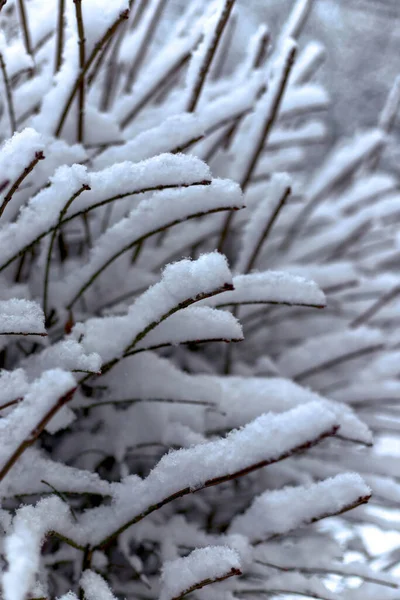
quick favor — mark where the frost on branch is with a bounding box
[160,547,241,600]
[0,0,398,598]
[0,299,46,336]
[229,473,371,542]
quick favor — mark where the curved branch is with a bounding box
[0,151,45,218]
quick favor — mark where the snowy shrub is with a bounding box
[0,0,399,599]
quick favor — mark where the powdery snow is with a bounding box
[74,253,233,363]
[160,547,241,600]
[229,473,371,542]
[80,571,117,600]
[0,370,76,476]
[201,271,326,308]
[0,299,46,335]
[57,180,242,308]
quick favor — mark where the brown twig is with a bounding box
[120,50,191,128]
[0,51,16,135]
[43,184,90,325]
[171,568,242,600]
[124,0,167,92]
[0,151,45,218]
[94,424,339,549]
[351,284,400,329]
[218,44,296,253]
[97,282,234,378]
[256,559,397,589]
[294,344,384,383]
[66,204,240,309]
[55,9,129,137]
[0,387,76,482]
[0,397,23,411]
[74,0,86,143]
[187,0,235,113]
[17,0,34,63]
[55,0,65,73]
[0,181,212,274]
[243,185,291,273]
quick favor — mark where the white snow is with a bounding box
[0,129,45,190]
[160,547,241,600]
[0,370,76,476]
[229,473,371,541]
[74,253,233,363]
[80,571,117,600]
[0,299,46,335]
[277,327,384,380]
[57,179,242,308]
[93,114,205,168]
[72,153,212,217]
[0,164,90,270]
[21,340,101,378]
[236,173,291,273]
[134,306,243,350]
[3,497,72,600]
[201,271,326,308]
[205,375,372,445]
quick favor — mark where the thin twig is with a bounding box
[171,568,242,600]
[124,0,167,92]
[55,0,65,73]
[94,424,339,549]
[0,151,45,218]
[0,51,16,135]
[187,0,235,112]
[0,387,76,482]
[97,282,234,378]
[74,0,86,143]
[243,185,291,273]
[66,204,240,309]
[218,44,296,253]
[294,344,384,382]
[120,50,191,128]
[55,9,129,137]
[17,0,34,63]
[255,560,398,588]
[43,184,90,325]
[81,397,216,411]
[0,181,211,274]
[351,284,400,328]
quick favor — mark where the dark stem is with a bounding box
[351,285,400,328]
[218,44,296,253]
[54,9,129,137]
[243,185,290,273]
[171,568,242,600]
[124,0,167,92]
[0,387,76,482]
[74,0,86,143]
[0,151,45,218]
[98,282,234,377]
[17,0,34,62]
[120,50,191,128]
[55,0,65,73]
[0,180,211,274]
[186,0,235,112]
[294,344,384,383]
[94,424,338,549]
[0,52,16,135]
[66,204,238,309]
[43,184,90,325]
[255,560,397,589]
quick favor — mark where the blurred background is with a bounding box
[166,0,400,174]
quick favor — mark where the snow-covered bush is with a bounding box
[0,0,399,599]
